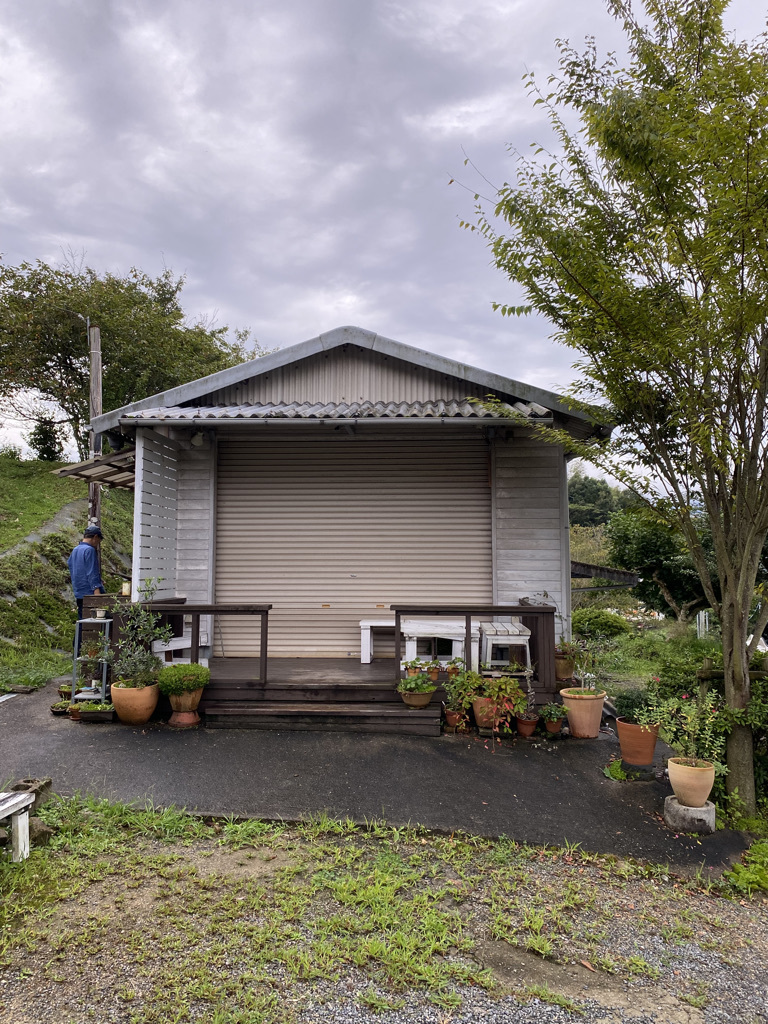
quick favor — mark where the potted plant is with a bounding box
[515,676,540,737]
[612,688,661,766]
[403,658,426,678]
[560,675,607,738]
[445,657,464,680]
[554,638,580,682]
[425,658,442,683]
[470,673,526,731]
[157,663,211,728]
[78,701,115,723]
[397,672,437,708]
[50,700,71,716]
[658,690,726,807]
[107,581,173,726]
[540,701,565,734]
[442,669,474,728]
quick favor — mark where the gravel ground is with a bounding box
[1,811,767,1024]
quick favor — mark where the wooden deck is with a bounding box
[200,658,443,735]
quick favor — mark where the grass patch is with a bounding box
[1,798,764,1022]
[0,454,86,551]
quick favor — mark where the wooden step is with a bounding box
[202,700,441,735]
[200,680,416,705]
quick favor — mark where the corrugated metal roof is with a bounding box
[122,399,552,422]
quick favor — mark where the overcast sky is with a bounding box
[1,0,765,452]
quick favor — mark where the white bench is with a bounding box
[478,619,532,669]
[0,791,36,862]
[360,616,481,669]
[359,618,396,663]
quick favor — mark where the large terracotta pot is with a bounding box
[473,697,504,729]
[560,688,606,738]
[111,682,159,725]
[554,654,575,681]
[168,687,205,729]
[616,718,660,766]
[667,757,715,807]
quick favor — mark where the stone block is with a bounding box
[11,778,53,812]
[29,817,54,847]
[663,795,715,834]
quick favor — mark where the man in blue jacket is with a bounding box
[68,526,105,624]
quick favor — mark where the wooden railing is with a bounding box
[390,604,556,694]
[147,604,272,683]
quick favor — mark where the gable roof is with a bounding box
[91,325,606,437]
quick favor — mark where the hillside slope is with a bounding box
[0,454,133,689]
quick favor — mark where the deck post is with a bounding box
[191,614,200,664]
[260,610,269,683]
[394,611,402,682]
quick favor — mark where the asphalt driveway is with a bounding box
[0,679,750,874]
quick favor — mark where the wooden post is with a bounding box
[88,323,102,527]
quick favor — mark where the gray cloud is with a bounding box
[0,0,765,455]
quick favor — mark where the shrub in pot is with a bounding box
[515,675,540,737]
[470,673,526,731]
[157,663,211,728]
[656,690,726,807]
[397,672,437,708]
[107,581,172,726]
[443,669,474,728]
[540,701,565,734]
[612,688,661,766]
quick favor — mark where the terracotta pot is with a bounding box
[406,668,421,677]
[616,718,660,766]
[544,718,564,734]
[560,688,606,738]
[444,708,466,728]
[111,682,159,725]
[554,654,575,681]
[472,697,507,729]
[667,757,715,807]
[516,714,539,737]
[168,687,204,728]
[427,668,440,683]
[401,690,434,708]
[68,706,81,721]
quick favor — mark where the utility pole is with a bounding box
[88,323,102,526]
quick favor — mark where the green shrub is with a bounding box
[612,688,650,722]
[572,607,631,639]
[157,663,211,695]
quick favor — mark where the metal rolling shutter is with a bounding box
[214,429,492,657]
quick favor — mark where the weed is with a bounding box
[520,983,584,1014]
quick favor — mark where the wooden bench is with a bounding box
[478,619,532,669]
[0,790,36,862]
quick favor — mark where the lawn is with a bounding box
[1,797,766,1023]
[0,455,86,552]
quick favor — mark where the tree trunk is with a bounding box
[720,595,756,816]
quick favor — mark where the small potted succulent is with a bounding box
[157,663,211,728]
[539,702,565,734]
[397,672,437,708]
[50,699,71,716]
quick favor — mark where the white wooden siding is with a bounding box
[131,429,179,600]
[175,444,215,602]
[205,346,495,407]
[492,436,568,636]
[214,428,493,657]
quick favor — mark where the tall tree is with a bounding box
[0,260,252,458]
[476,0,768,812]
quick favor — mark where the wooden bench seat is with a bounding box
[0,790,36,862]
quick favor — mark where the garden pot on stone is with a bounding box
[667,758,716,807]
[616,718,660,766]
[559,688,606,738]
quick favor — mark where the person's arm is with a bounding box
[84,546,105,595]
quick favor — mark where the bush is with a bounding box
[572,608,631,640]
[157,663,211,695]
